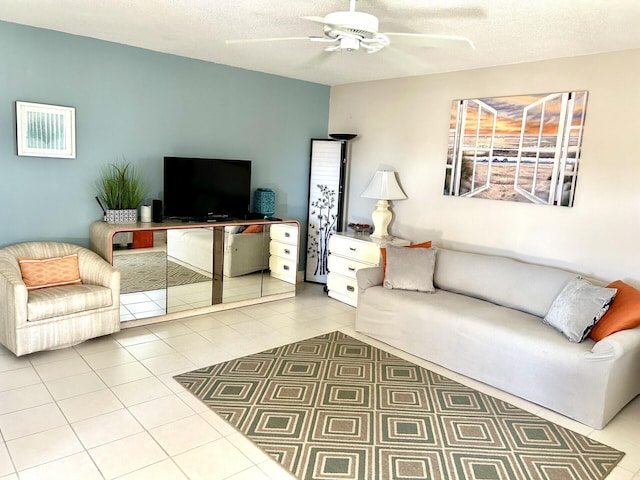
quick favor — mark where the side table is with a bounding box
[326,232,410,307]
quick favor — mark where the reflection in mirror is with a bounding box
[265,222,298,296]
[112,230,167,321]
[166,227,213,313]
[221,224,268,303]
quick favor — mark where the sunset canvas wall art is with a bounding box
[444,91,588,207]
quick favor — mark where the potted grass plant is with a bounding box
[96,161,148,223]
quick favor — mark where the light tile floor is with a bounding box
[120,274,296,321]
[2,283,640,479]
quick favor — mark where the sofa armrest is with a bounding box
[225,232,266,251]
[356,266,383,295]
[591,327,640,359]
[0,256,29,349]
[77,249,121,299]
[224,232,269,277]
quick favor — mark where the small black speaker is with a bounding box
[152,199,163,223]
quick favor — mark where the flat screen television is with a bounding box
[163,157,251,221]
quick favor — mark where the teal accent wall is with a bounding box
[0,21,329,256]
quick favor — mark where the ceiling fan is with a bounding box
[226,0,475,54]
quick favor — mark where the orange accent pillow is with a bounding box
[381,241,432,275]
[18,254,82,290]
[590,280,640,341]
[242,224,263,234]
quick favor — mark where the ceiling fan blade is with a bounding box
[300,15,328,25]
[303,48,335,68]
[379,44,430,75]
[384,33,475,50]
[226,36,322,45]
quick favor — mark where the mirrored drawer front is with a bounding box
[329,235,380,264]
[270,224,298,245]
[269,255,296,283]
[328,254,374,280]
[269,240,296,261]
[327,273,358,301]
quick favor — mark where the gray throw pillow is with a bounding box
[544,277,617,343]
[383,245,436,293]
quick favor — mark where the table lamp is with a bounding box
[361,170,407,239]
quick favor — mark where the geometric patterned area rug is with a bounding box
[173,331,624,480]
[114,251,210,294]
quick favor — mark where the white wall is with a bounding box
[329,49,640,284]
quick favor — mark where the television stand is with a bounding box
[89,218,299,328]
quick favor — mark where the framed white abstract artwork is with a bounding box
[16,101,76,158]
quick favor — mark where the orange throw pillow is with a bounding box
[380,241,432,276]
[18,253,82,290]
[590,280,640,341]
[242,225,263,234]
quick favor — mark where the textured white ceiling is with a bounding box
[1,0,640,86]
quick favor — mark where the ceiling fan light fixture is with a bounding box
[324,36,360,52]
[340,36,360,51]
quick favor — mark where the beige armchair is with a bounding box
[0,242,120,356]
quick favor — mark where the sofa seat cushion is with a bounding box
[357,285,593,356]
[356,285,610,425]
[27,284,114,322]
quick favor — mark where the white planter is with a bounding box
[105,209,138,224]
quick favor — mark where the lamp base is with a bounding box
[370,199,392,239]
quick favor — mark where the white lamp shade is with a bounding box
[361,170,407,238]
[361,170,407,200]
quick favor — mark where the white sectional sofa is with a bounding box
[355,247,640,429]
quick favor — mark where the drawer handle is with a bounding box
[346,285,355,292]
[348,266,356,272]
[284,249,291,255]
[349,247,357,252]
[285,232,291,238]
[283,265,290,271]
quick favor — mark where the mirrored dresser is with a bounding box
[90,219,299,327]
